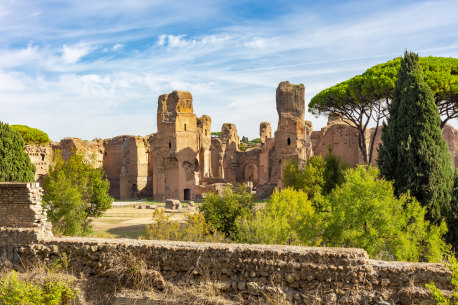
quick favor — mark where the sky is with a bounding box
[1,0,457,141]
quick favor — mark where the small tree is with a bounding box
[378,51,454,223]
[323,166,448,262]
[42,150,112,236]
[235,188,322,246]
[200,185,253,238]
[0,122,35,182]
[283,156,325,201]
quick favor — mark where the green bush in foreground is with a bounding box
[323,166,448,262]
[43,149,113,236]
[10,124,50,145]
[0,271,77,305]
[200,186,253,238]
[236,187,322,246]
[0,121,35,182]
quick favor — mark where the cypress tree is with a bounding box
[0,121,35,182]
[378,51,454,223]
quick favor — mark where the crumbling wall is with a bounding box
[25,143,55,181]
[0,182,52,240]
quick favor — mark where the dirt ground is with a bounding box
[90,203,189,239]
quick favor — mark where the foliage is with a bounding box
[241,136,261,144]
[282,150,346,202]
[282,157,325,201]
[10,124,50,145]
[239,142,247,151]
[323,147,348,195]
[0,271,77,305]
[235,188,322,246]
[144,209,225,242]
[0,121,35,182]
[426,254,458,305]
[241,136,249,143]
[309,55,458,164]
[200,186,254,237]
[322,166,448,262]
[378,51,454,223]
[42,149,113,236]
[211,132,221,137]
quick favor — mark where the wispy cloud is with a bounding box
[0,0,457,141]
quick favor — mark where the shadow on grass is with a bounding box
[107,224,148,239]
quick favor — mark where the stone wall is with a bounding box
[0,182,52,238]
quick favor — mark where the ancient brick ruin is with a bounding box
[0,183,454,304]
[25,81,458,200]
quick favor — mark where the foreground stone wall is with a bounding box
[0,236,452,305]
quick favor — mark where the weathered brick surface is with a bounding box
[0,182,52,238]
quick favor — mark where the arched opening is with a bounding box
[184,188,191,201]
[40,154,45,161]
[169,141,172,149]
[287,137,291,146]
[184,123,187,131]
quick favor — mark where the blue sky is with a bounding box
[1,0,457,141]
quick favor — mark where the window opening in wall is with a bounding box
[287,137,291,146]
[169,141,172,149]
[184,123,187,131]
[184,188,191,201]
[41,154,45,161]
[104,152,107,157]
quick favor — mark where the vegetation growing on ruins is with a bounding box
[0,122,35,182]
[378,51,454,224]
[309,56,458,165]
[10,124,50,145]
[42,150,113,236]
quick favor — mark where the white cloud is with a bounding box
[112,43,123,51]
[61,42,92,64]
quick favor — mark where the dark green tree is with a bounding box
[42,149,113,236]
[378,51,454,223]
[0,122,35,182]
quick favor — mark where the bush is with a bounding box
[322,147,348,194]
[42,150,113,236]
[0,271,77,305]
[144,209,225,242]
[0,122,35,182]
[323,166,448,262]
[282,157,325,202]
[10,125,50,145]
[200,186,253,238]
[236,188,322,246]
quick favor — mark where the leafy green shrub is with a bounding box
[200,186,253,238]
[323,166,448,262]
[0,122,35,182]
[0,271,77,305]
[43,149,113,236]
[10,125,50,145]
[236,187,322,246]
[211,132,221,137]
[323,147,348,194]
[144,209,225,242]
[282,156,325,202]
[239,142,247,151]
